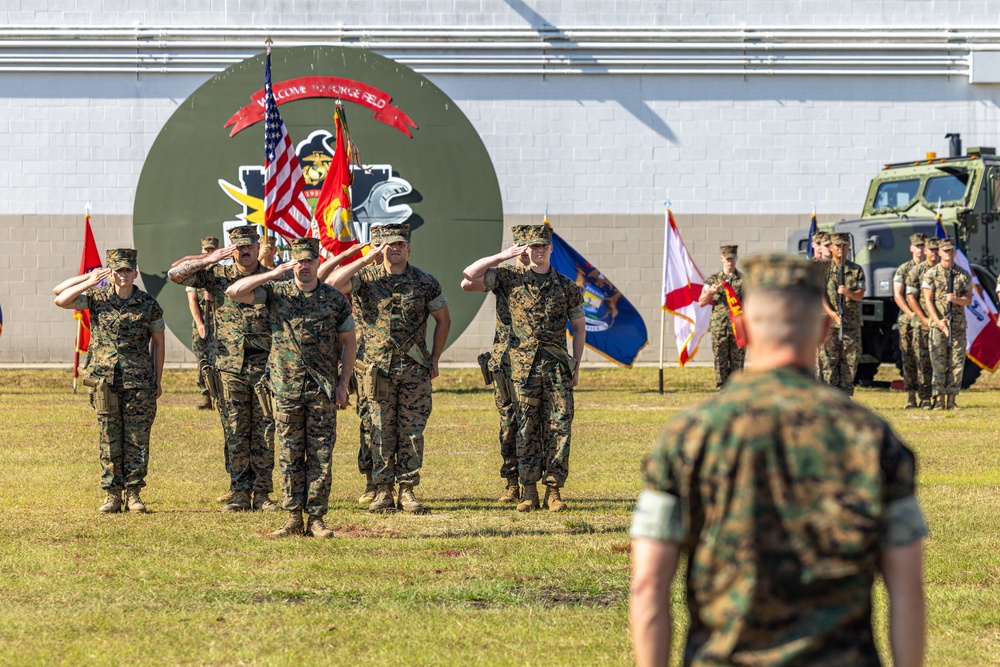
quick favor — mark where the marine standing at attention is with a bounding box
[698,244,745,390]
[893,233,926,408]
[819,232,865,395]
[921,238,972,410]
[187,235,219,411]
[906,237,940,408]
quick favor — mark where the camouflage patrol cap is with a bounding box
[937,238,955,251]
[829,232,851,246]
[813,231,830,245]
[925,237,941,250]
[909,233,926,246]
[107,248,137,271]
[201,236,220,251]
[744,253,826,296]
[228,225,260,246]
[511,225,552,246]
[720,244,738,258]
[289,237,320,260]
[372,223,410,245]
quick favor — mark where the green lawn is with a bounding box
[0,367,997,665]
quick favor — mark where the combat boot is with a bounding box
[306,516,335,538]
[98,489,122,513]
[357,474,377,505]
[516,483,540,512]
[397,483,429,515]
[947,394,960,411]
[216,490,235,504]
[903,391,917,409]
[272,510,304,537]
[124,487,146,513]
[543,485,567,512]
[252,492,281,512]
[933,395,945,411]
[368,483,396,514]
[498,478,520,504]
[919,397,932,410]
[222,489,251,512]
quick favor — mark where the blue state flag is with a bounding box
[806,212,818,259]
[550,232,648,366]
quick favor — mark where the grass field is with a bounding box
[0,367,998,666]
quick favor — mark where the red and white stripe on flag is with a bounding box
[954,248,1000,371]
[661,209,711,366]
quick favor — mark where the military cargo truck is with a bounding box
[788,135,1000,387]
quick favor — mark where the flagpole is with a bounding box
[73,317,81,394]
[659,202,670,395]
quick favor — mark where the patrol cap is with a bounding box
[372,223,410,245]
[228,225,260,246]
[289,237,320,260]
[743,253,827,296]
[909,233,926,246]
[201,236,220,251]
[924,237,941,250]
[812,231,830,245]
[937,238,955,251]
[829,232,851,246]
[107,248,137,271]
[511,224,552,246]
[720,244,738,258]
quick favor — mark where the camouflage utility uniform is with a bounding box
[76,286,164,492]
[352,262,447,488]
[254,279,354,519]
[632,365,928,666]
[894,258,920,394]
[182,263,276,499]
[703,270,745,388]
[188,285,214,399]
[906,261,935,403]
[484,265,585,488]
[922,264,971,399]
[820,259,865,394]
[489,282,519,483]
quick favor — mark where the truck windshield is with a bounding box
[874,179,919,209]
[924,173,969,203]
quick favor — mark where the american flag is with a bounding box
[263,47,311,240]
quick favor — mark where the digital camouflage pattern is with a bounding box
[216,353,273,493]
[490,278,519,480]
[95,382,156,490]
[352,304,373,477]
[906,262,935,401]
[894,258,920,392]
[256,280,355,517]
[922,264,971,397]
[639,365,925,667]
[75,285,164,389]
[188,286,214,396]
[819,259,865,395]
[352,262,446,486]
[703,270,745,389]
[484,266,585,486]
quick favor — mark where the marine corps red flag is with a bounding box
[719,278,747,348]
[312,103,361,262]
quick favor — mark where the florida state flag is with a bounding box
[312,104,360,262]
[661,209,711,366]
[75,213,102,353]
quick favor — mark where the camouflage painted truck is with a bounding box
[788,138,1000,387]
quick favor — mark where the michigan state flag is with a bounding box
[550,232,648,366]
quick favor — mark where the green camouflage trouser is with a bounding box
[929,325,966,396]
[514,352,573,487]
[94,379,156,490]
[217,352,274,494]
[710,325,745,389]
[913,323,933,401]
[898,317,919,392]
[273,381,336,518]
[191,322,213,396]
[356,399,373,475]
[369,357,431,486]
[819,324,861,396]
[493,362,519,480]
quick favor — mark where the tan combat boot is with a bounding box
[933,395,946,410]
[368,483,396,514]
[222,489,251,512]
[543,485,567,512]
[358,474,377,505]
[252,492,281,512]
[216,490,235,504]
[124,487,146,513]
[919,396,932,410]
[947,394,960,411]
[498,478,520,504]
[516,483,540,512]
[272,510,304,537]
[306,516,335,538]
[397,483,429,515]
[903,391,917,409]
[99,489,122,513]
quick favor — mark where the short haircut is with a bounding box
[744,289,825,348]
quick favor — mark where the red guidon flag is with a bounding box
[311,104,361,262]
[661,208,711,366]
[76,212,102,352]
[719,278,747,348]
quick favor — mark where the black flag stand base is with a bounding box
[658,368,664,395]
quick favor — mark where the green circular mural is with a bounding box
[134,45,503,352]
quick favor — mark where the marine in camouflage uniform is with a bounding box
[922,239,972,410]
[328,223,451,515]
[629,253,928,667]
[167,224,279,511]
[463,224,586,512]
[811,231,831,380]
[57,248,165,513]
[228,237,357,538]
[819,232,865,395]
[905,237,939,407]
[187,236,219,410]
[699,245,745,389]
[893,233,926,408]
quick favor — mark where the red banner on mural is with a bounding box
[225,76,418,138]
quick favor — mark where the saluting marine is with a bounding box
[188,235,219,411]
[698,244,745,390]
[819,232,865,395]
[921,238,972,410]
[893,233,926,408]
